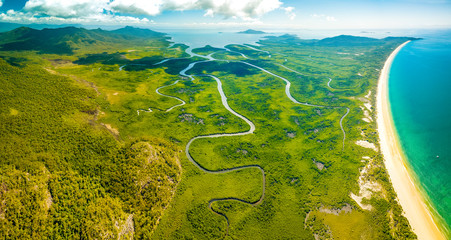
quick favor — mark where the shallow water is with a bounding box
[389,30,451,237]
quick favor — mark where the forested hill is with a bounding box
[0,29,181,238]
[111,26,166,38]
[0,26,168,54]
[263,33,417,47]
[316,35,420,46]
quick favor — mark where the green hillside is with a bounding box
[0,46,181,238]
[0,26,169,55]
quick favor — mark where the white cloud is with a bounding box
[0,0,3,8]
[311,14,337,22]
[24,0,109,18]
[110,0,283,20]
[3,0,291,25]
[21,0,284,21]
[108,0,163,16]
[283,6,295,20]
[326,16,336,22]
[0,9,151,25]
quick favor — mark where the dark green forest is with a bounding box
[0,29,181,238]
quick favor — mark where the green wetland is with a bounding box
[0,27,417,239]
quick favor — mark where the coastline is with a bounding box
[376,41,446,240]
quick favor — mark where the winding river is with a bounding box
[155,80,186,112]
[270,64,351,150]
[145,43,351,234]
[176,56,264,235]
[183,73,264,235]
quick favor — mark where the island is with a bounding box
[237,29,266,34]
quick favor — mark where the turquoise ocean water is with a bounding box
[389,30,451,237]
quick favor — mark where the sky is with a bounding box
[0,0,450,30]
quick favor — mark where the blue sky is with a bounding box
[0,0,450,29]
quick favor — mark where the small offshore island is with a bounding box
[237,29,267,34]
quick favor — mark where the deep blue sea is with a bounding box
[389,30,451,237]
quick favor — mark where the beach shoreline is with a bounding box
[376,41,446,240]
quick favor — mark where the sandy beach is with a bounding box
[376,41,446,240]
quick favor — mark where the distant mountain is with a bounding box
[238,29,266,34]
[383,36,423,41]
[0,22,27,33]
[316,35,418,46]
[263,34,316,45]
[0,26,115,54]
[0,22,83,33]
[261,33,418,47]
[317,35,382,46]
[0,26,167,55]
[192,45,225,55]
[111,26,166,38]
